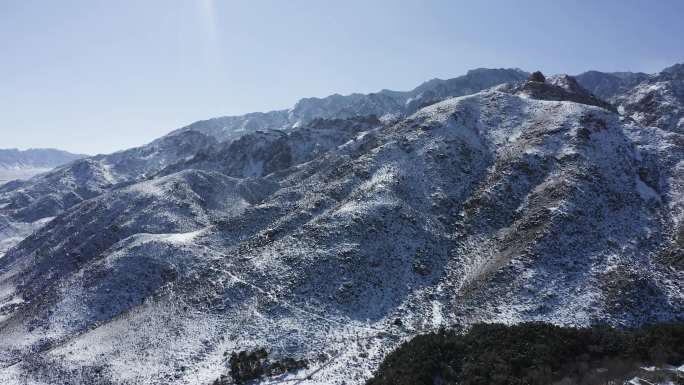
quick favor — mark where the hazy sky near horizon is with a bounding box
[1,0,683,154]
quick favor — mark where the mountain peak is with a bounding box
[497,73,616,111]
[528,71,546,82]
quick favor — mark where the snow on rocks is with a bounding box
[0,68,683,384]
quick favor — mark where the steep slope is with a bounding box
[0,131,217,256]
[577,64,684,134]
[159,116,381,178]
[615,63,684,134]
[0,148,86,185]
[399,67,529,112]
[0,69,526,258]
[498,74,616,111]
[0,78,681,385]
[575,70,649,102]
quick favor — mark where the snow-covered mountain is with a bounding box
[167,68,528,142]
[577,64,684,133]
[0,68,526,256]
[0,132,216,257]
[0,148,85,185]
[575,70,649,102]
[0,66,683,385]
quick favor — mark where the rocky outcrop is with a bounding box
[498,73,616,111]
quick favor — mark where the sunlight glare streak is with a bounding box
[199,0,220,67]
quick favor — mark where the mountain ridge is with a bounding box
[0,148,86,185]
[576,64,684,134]
[166,68,529,142]
[0,65,682,385]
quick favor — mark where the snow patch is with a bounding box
[635,175,660,202]
[162,228,208,244]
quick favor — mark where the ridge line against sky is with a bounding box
[1,0,683,154]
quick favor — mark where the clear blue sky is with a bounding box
[1,0,683,154]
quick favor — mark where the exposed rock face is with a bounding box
[528,71,546,83]
[498,74,616,111]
